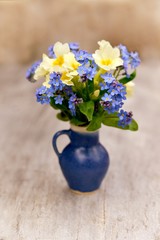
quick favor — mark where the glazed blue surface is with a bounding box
[52,128,109,192]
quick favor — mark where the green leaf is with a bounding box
[102,112,138,131]
[56,112,69,122]
[87,116,102,131]
[102,113,119,127]
[79,101,94,121]
[50,97,59,109]
[128,119,139,131]
[70,118,87,126]
[119,70,136,84]
[87,79,94,94]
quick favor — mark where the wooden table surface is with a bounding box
[0,62,160,240]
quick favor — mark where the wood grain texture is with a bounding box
[0,62,160,240]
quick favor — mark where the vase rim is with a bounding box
[70,124,99,133]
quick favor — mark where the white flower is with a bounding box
[92,40,123,71]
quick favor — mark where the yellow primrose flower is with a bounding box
[34,54,56,88]
[98,40,110,50]
[64,52,80,72]
[61,71,74,86]
[34,42,71,80]
[92,40,123,71]
[34,54,54,80]
[126,82,135,97]
[42,75,51,88]
[43,81,51,88]
[54,41,70,57]
[34,42,80,87]
[63,52,81,79]
[51,42,70,71]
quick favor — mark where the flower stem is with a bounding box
[85,81,90,100]
[94,69,104,86]
[114,67,123,79]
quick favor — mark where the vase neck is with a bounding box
[70,129,99,147]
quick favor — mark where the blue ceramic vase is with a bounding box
[52,126,110,193]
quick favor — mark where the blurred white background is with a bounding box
[0,0,159,64]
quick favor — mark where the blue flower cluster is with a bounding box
[118,44,141,77]
[130,52,141,69]
[69,42,79,52]
[68,94,83,116]
[118,110,133,128]
[49,72,65,92]
[75,50,93,63]
[78,60,97,82]
[35,71,84,115]
[26,60,41,81]
[36,72,66,105]
[26,41,140,130]
[54,95,64,105]
[100,73,126,113]
[48,45,56,58]
[36,86,54,104]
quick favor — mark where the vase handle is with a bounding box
[52,129,71,158]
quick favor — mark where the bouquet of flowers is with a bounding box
[26,40,140,131]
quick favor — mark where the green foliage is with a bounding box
[49,68,138,132]
[119,70,136,84]
[87,116,102,131]
[50,97,59,110]
[102,112,138,131]
[78,101,94,121]
[70,118,87,126]
[57,112,69,122]
[129,119,139,131]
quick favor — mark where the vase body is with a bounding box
[52,126,110,193]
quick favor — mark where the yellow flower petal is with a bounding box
[42,74,51,88]
[34,54,54,80]
[63,52,80,71]
[98,40,111,50]
[42,54,54,70]
[43,81,51,88]
[61,71,74,86]
[54,42,70,57]
[34,66,47,80]
[93,40,123,71]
